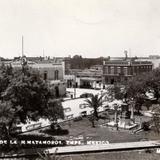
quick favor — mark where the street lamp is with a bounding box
[100,89,103,107]
[114,103,119,130]
[130,100,135,123]
[74,73,76,98]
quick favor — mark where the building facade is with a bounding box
[75,66,102,88]
[103,59,153,84]
[64,67,103,89]
[11,58,66,97]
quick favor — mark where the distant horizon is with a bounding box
[0,54,156,60]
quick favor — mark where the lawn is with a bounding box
[22,111,160,144]
[52,116,160,143]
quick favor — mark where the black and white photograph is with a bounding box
[0,0,160,159]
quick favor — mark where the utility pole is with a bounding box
[21,36,25,74]
[130,100,135,123]
[100,89,103,107]
[74,73,76,98]
[21,36,27,74]
[22,36,24,57]
[114,104,119,131]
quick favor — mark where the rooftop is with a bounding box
[104,60,153,65]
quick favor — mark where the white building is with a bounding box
[10,58,66,97]
[62,98,104,120]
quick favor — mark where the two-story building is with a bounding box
[103,59,153,84]
[11,57,66,97]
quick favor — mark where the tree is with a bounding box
[45,99,64,122]
[106,84,125,102]
[2,71,51,123]
[116,68,160,133]
[85,94,104,119]
[87,114,97,128]
[0,65,65,139]
[2,68,64,125]
[125,74,147,114]
[71,55,83,69]
[0,101,21,139]
[151,106,160,134]
[145,68,160,102]
[0,64,13,100]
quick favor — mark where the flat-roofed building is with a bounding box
[10,57,66,97]
[103,59,153,84]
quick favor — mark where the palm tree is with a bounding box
[85,94,104,120]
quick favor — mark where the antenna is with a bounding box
[22,36,24,57]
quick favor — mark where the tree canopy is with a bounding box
[0,65,64,137]
[85,94,104,119]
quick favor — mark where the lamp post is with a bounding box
[114,104,119,130]
[130,100,135,123]
[100,89,103,107]
[74,73,76,98]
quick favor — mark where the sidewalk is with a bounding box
[46,141,160,155]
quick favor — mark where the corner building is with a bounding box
[103,59,153,84]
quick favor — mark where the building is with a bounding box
[62,98,104,120]
[103,59,153,84]
[11,57,66,97]
[149,55,160,59]
[63,56,107,89]
[64,56,105,74]
[75,66,103,88]
[64,66,103,89]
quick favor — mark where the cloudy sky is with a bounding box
[0,0,160,58]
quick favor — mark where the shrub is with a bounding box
[73,116,83,122]
[141,122,150,131]
[42,128,69,136]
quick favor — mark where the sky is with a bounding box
[0,0,160,58]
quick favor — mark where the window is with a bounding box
[80,111,87,117]
[64,107,71,112]
[79,104,88,109]
[104,66,108,74]
[44,71,48,80]
[90,110,94,114]
[114,67,117,74]
[124,67,128,75]
[108,66,111,74]
[111,67,114,75]
[65,114,73,119]
[54,70,59,80]
[117,67,121,74]
[134,66,137,74]
[120,67,124,75]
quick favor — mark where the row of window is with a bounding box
[63,103,95,120]
[104,65,152,75]
[65,110,95,120]
[43,70,59,80]
[63,103,89,113]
